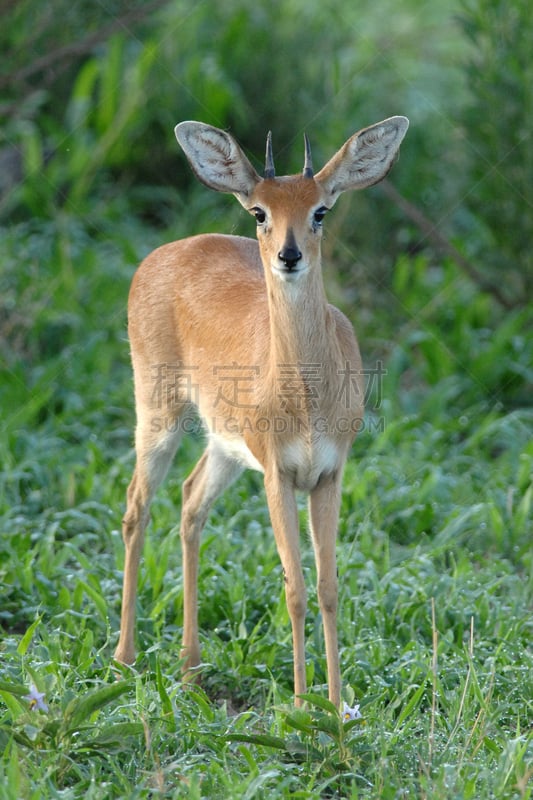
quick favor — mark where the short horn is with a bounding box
[303,133,313,178]
[264,131,275,179]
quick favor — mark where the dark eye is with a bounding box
[313,206,329,225]
[251,207,266,224]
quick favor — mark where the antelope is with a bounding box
[114,116,409,707]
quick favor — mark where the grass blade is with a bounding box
[63,679,134,730]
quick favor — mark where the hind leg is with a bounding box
[114,412,183,665]
[180,439,243,678]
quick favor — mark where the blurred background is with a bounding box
[0,0,531,486]
[0,0,533,382]
[1,0,532,411]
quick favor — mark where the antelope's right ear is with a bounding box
[175,122,260,204]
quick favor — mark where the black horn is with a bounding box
[264,131,275,179]
[303,133,313,178]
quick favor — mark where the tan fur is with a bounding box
[114,118,408,707]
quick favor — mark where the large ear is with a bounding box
[174,121,260,204]
[315,116,409,205]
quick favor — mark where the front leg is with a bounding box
[264,469,307,706]
[308,472,343,708]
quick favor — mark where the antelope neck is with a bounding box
[265,265,332,369]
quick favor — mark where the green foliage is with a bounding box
[1,1,464,272]
[1,1,532,796]
[457,0,533,303]
[3,0,532,303]
[3,36,158,219]
[387,254,533,410]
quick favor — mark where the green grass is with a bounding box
[1,216,532,798]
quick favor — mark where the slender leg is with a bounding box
[114,415,182,664]
[179,440,243,679]
[308,472,343,708]
[264,469,307,706]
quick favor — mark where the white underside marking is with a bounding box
[208,432,341,491]
[282,437,340,490]
[209,432,264,473]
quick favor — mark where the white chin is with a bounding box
[271,266,306,282]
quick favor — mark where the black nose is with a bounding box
[278,247,302,270]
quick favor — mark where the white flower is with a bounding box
[342,701,362,721]
[25,684,49,713]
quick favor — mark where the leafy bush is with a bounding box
[385,254,533,411]
[1,2,463,261]
[3,0,532,305]
[456,0,533,304]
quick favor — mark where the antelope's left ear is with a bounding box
[315,116,409,205]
